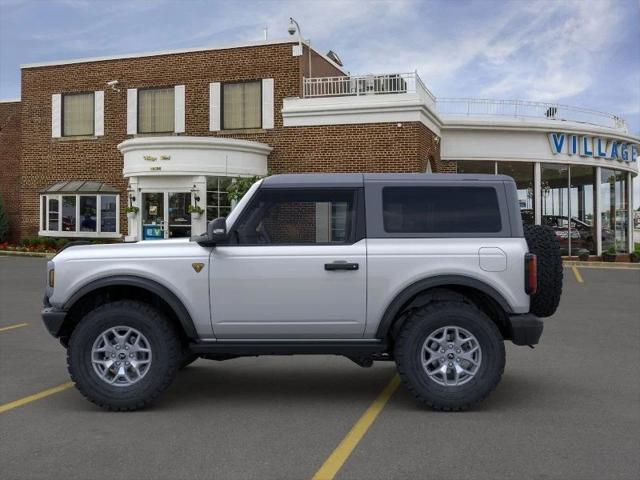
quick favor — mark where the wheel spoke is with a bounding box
[422,325,482,387]
[92,326,152,387]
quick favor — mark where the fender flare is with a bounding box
[63,275,198,339]
[375,275,514,339]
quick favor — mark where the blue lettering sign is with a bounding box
[569,135,578,155]
[580,136,593,157]
[620,144,628,162]
[548,133,565,154]
[631,144,638,162]
[610,141,619,159]
[595,138,607,157]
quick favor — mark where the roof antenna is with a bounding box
[263,25,268,41]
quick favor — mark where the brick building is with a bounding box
[0,37,637,254]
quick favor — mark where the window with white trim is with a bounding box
[138,87,175,133]
[222,81,261,129]
[39,183,120,237]
[62,92,94,136]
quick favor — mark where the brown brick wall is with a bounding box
[15,41,440,240]
[0,101,21,242]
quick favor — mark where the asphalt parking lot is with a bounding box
[1,256,639,480]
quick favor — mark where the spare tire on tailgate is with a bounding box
[523,224,563,317]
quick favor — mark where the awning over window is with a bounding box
[40,181,119,194]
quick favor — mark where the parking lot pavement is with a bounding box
[1,256,639,480]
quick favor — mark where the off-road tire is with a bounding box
[67,300,181,411]
[394,301,505,411]
[524,224,563,317]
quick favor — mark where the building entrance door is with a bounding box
[141,192,191,239]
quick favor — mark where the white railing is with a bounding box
[436,98,628,132]
[303,72,435,101]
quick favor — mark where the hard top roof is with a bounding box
[261,173,514,188]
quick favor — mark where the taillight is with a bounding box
[525,253,537,295]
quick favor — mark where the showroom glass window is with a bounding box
[456,160,496,174]
[569,166,596,255]
[62,92,94,136]
[601,168,629,253]
[497,162,535,225]
[138,87,175,133]
[206,176,233,221]
[40,194,119,236]
[541,164,570,255]
[382,186,502,233]
[222,81,261,130]
[232,189,355,245]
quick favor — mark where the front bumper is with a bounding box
[42,295,67,338]
[508,314,543,346]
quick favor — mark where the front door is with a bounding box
[210,187,367,339]
[141,192,191,239]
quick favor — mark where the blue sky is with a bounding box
[1,0,639,201]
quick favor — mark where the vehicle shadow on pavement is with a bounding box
[154,360,399,410]
[389,372,543,413]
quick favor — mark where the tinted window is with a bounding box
[382,186,502,233]
[233,189,356,245]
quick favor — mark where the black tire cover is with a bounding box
[523,225,563,317]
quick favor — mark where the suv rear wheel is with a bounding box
[67,300,181,411]
[394,301,505,411]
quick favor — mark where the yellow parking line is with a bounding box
[0,323,28,333]
[312,375,401,480]
[571,266,584,283]
[0,382,74,414]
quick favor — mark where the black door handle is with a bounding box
[325,262,359,271]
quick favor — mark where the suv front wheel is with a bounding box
[67,300,181,411]
[394,301,505,411]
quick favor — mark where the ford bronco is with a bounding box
[42,173,562,411]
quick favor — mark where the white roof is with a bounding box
[20,38,346,73]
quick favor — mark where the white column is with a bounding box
[191,175,207,236]
[595,167,602,256]
[209,83,221,131]
[534,162,541,225]
[628,171,633,253]
[125,177,140,242]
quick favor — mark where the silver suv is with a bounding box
[42,174,562,411]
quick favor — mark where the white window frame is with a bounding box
[128,85,185,135]
[39,193,120,238]
[57,91,102,138]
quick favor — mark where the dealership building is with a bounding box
[0,38,637,255]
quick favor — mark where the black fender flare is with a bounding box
[63,275,198,339]
[375,275,514,339]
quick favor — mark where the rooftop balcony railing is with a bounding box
[436,98,628,132]
[302,73,627,132]
[303,72,436,103]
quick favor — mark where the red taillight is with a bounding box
[525,253,537,295]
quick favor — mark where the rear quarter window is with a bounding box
[382,186,502,233]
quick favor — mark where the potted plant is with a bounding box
[125,206,139,220]
[630,245,640,263]
[602,244,617,262]
[576,248,590,261]
[187,204,204,220]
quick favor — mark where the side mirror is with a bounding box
[191,217,228,246]
[208,217,228,244]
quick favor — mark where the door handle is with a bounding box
[324,261,359,271]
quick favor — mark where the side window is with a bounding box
[232,189,356,245]
[382,186,502,234]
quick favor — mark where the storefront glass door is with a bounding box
[141,192,191,239]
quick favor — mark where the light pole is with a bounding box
[288,17,312,92]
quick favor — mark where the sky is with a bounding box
[1,0,639,203]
